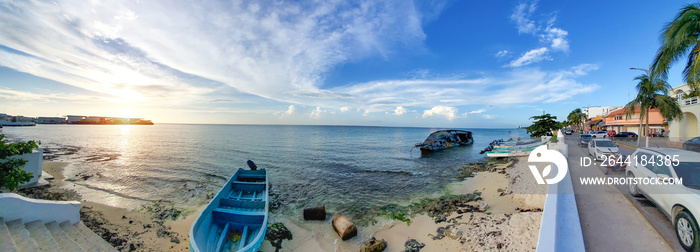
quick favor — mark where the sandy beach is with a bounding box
[13,156,545,252]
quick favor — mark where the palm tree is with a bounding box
[651,3,700,90]
[625,74,683,146]
[567,108,586,132]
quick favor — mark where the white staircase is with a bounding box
[1,217,117,252]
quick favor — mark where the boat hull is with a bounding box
[414,130,474,154]
[190,169,268,252]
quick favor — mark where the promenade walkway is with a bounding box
[564,135,672,251]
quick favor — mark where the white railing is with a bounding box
[536,130,585,252]
[682,96,698,106]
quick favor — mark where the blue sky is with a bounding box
[0,0,693,127]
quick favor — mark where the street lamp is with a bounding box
[630,67,651,148]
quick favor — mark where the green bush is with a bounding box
[0,134,40,190]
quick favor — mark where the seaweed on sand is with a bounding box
[265,222,293,252]
[377,193,482,224]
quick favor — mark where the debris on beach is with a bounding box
[144,200,183,221]
[80,206,144,251]
[360,237,387,252]
[332,213,358,240]
[402,239,425,252]
[265,222,293,252]
[303,205,326,220]
[14,187,81,201]
[378,193,483,225]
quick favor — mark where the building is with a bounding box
[583,106,623,119]
[604,107,666,135]
[668,84,700,141]
[37,117,66,124]
[65,115,86,123]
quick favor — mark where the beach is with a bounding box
[18,155,545,252]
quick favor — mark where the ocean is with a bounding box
[3,124,527,220]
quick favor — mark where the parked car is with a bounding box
[607,130,617,137]
[563,129,573,135]
[579,134,592,146]
[590,130,608,138]
[587,139,619,160]
[626,148,700,251]
[613,132,639,138]
[683,137,700,152]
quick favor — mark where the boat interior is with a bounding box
[195,170,268,252]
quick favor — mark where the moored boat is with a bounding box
[485,146,538,157]
[492,140,545,150]
[412,130,473,154]
[190,161,268,252]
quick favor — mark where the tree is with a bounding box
[526,114,562,138]
[0,134,39,190]
[567,108,586,131]
[652,3,700,90]
[624,74,683,147]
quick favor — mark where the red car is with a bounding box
[607,130,616,137]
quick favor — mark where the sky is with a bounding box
[0,0,694,128]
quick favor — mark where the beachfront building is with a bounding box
[603,107,665,135]
[583,106,623,119]
[66,115,86,123]
[668,84,700,141]
[37,117,66,124]
[0,114,37,126]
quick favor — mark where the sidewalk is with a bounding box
[565,136,671,251]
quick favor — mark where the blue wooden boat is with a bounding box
[190,161,268,252]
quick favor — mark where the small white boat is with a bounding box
[485,147,537,157]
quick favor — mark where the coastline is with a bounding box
[21,156,544,252]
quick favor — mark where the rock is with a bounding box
[303,205,326,220]
[445,226,462,240]
[402,239,425,252]
[332,214,357,240]
[360,237,387,252]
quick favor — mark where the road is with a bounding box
[564,134,680,251]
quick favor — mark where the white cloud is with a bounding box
[281,105,295,117]
[483,114,495,119]
[469,109,485,114]
[422,106,458,120]
[309,107,326,119]
[495,50,510,58]
[394,106,408,115]
[340,107,350,112]
[507,47,550,67]
[510,2,538,34]
[542,26,569,52]
[0,0,429,109]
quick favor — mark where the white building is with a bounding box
[668,84,699,141]
[582,106,623,119]
[65,115,85,123]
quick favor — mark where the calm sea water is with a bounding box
[3,124,527,218]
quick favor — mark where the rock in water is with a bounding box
[360,237,387,252]
[303,205,326,220]
[332,214,357,240]
[402,239,425,252]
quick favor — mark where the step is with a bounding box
[74,222,118,252]
[59,221,100,252]
[6,219,40,252]
[44,222,85,252]
[0,218,19,252]
[24,220,60,252]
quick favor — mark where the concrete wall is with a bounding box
[9,148,45,186]
[0,193,81,224]
[536,130,585,252]
[670,84,700,141]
